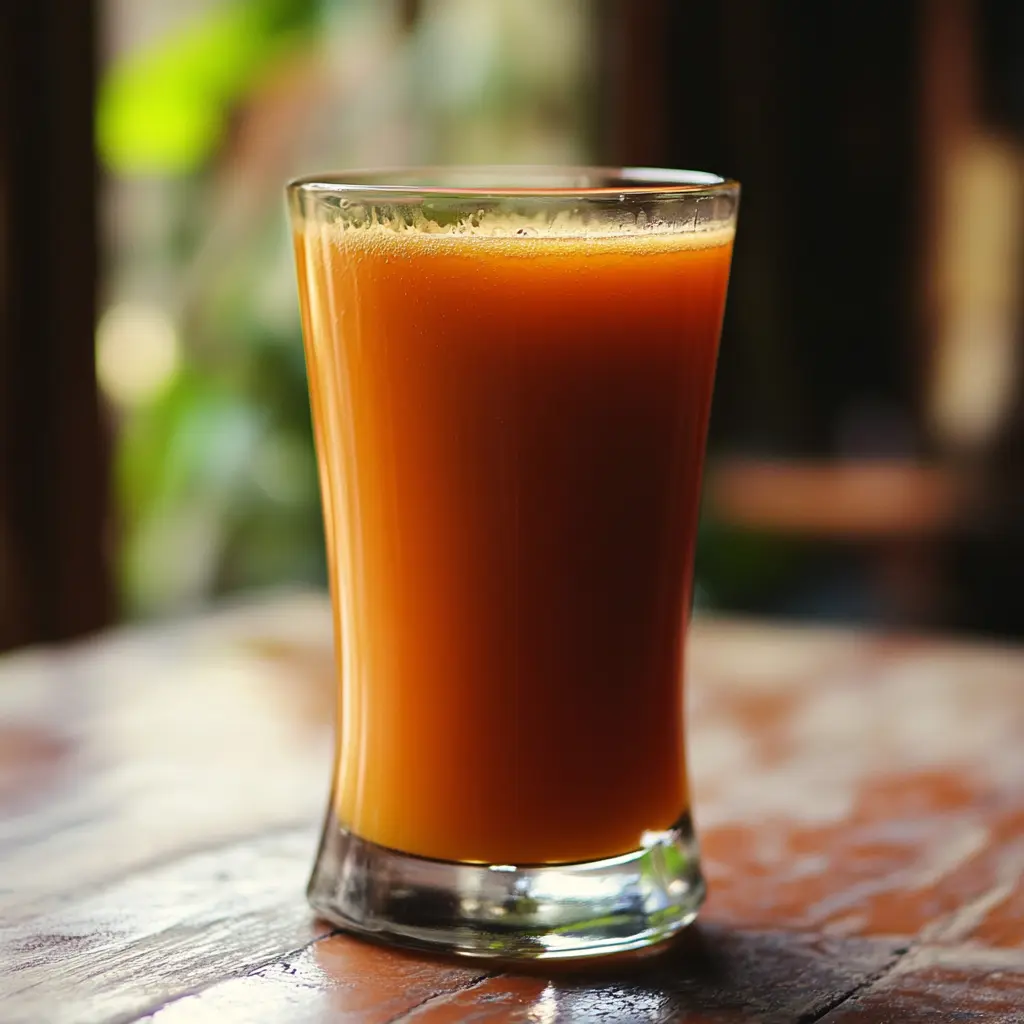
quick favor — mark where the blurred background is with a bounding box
[1,0,1023,652]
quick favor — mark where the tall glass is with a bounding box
[288,168,738,959]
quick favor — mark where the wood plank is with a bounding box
[1,830,330,1024]
[820,944,1024,1022]
[134,939,488,1024]
[0,594,334,919]
[688,625,1024,940]
[132,929,904,1024]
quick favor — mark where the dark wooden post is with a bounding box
[0,0,112,649]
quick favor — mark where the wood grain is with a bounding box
[0,594,334,921]
[136,930,903,1024]
[820,945,1024,1022]
[1,592,1022,1023]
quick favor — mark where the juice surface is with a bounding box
[295,217,734,864]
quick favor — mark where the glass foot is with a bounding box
[307,811,705,960]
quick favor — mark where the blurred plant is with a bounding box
[98,0,324,614]
[98,0,320,175]
[99,0,592,617]
[693,518,807,613]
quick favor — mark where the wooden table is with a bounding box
[2,593,1023,1023]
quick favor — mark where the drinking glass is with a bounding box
[287,167,739,959]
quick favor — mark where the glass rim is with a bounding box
[286,165,739,201]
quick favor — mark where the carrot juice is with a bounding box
[293,205,734,866]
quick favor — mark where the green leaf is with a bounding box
[97,0,319,175]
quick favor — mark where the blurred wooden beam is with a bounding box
[0,0,112,649]
[594,0,671,166]
[706,458,964,540]
[919,0,978,449]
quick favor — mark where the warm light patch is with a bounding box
[96,302,181,406]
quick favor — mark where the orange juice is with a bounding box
[294,218,733,865]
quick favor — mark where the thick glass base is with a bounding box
[307,811,705,960]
